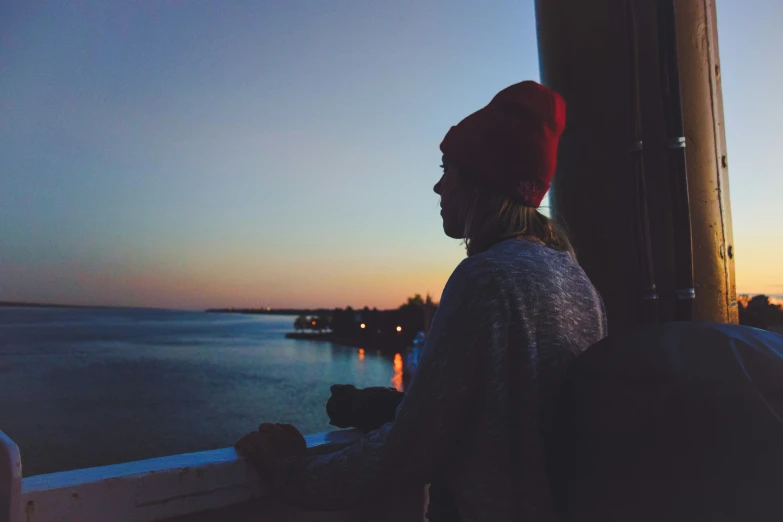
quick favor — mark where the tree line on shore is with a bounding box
[213,293,782,340]
[293,293,782,336]
[292,294,438,348]
[738,295,783,331]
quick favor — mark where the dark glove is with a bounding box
[326,384,405,433]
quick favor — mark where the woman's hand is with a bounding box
[235,423,307,471]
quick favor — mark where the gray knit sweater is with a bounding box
[271,239,608,521]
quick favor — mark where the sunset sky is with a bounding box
[1,1,782,310]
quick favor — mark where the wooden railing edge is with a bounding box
[5,429,363,522]
[0,430,22,522]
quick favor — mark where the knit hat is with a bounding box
[439,81,566,208]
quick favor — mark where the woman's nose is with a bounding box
[434,178,442,195]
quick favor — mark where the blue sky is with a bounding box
[1,0,781,309]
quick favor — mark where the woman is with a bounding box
[236,81,607,521]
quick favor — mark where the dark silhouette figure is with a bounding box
[325,384,404,433]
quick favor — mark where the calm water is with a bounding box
[0,306,401,476]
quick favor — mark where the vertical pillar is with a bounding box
[674,0,737,324]
[535,0,736,334]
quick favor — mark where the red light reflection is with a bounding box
[391,353,403,391]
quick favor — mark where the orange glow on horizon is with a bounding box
[738,294,783,308]
[156,256,454,310]
[21,253,457,310]
[31,245,782,312]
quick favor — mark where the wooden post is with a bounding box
[535,0,737,334]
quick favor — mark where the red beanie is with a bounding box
[439,81,566,208]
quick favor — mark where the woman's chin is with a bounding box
[443,224,463,240]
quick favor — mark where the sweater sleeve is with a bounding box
[267,259,506,510]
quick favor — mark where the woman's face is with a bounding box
[433,161,467,239]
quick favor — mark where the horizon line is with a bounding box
[4,292,783,313]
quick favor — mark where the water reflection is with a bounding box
[1,308,404,476]
[358,348,365,360]
[392,353,403,391]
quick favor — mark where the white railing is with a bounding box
[0,431,21,522]
[1,429,425,522]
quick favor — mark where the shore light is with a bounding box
[311,320,316,326]
[360,323,366,329]
[396,326,402,332]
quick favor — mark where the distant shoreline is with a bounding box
[1,303,344,315]
[7,293,781,314]
[206,308,338,316]
[284,331,409,354]
[285,331,356,344]
[0,301,111,309]
[0,301,174,311]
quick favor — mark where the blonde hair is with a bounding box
[446,168,574,258]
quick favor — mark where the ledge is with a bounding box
[3,429,423,522]
[21,430,360,493]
